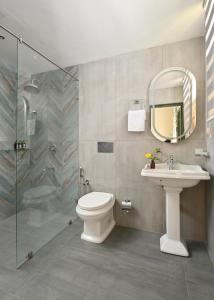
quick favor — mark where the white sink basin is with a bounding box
[141,162,210,188]
[141,162,210,257]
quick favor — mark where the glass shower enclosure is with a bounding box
[0,25,79,268]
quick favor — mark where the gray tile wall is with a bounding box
[205,50,214,264]
[24,66,79,209]
[206,108,214,266]
[206,175,214,265]
[205,0,214,265]
[0,65,16,220]
[79,37,207,240]
[0,63,79,221]
[15,66,79,263]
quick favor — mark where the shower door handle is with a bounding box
[14,140,30,151]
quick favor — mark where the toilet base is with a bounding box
[81,219,115,243]
[76,192,116,244]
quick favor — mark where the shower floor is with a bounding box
[0,219,214,300]
[0,207,76,269]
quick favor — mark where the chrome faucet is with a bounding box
[168,154,175,170]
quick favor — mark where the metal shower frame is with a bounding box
[0,23,78,82]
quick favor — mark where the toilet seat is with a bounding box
[78,192,113,211]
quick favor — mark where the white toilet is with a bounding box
[76,192,115,243]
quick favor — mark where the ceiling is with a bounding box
[0,0,205,69]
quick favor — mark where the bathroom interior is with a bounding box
[0,0,213,299]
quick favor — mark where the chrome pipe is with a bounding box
[0,23,78,82]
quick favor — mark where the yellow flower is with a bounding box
[145,152,153,159]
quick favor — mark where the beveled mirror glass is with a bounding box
[149,67,196,143]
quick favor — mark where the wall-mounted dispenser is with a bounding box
[195,148,209,158]
[27,111,37,136]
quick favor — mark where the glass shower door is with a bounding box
[16,42,79,267]
[0,27,18,269]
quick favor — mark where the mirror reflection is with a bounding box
[149,67,196,143]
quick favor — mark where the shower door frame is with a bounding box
[0,23,79,269]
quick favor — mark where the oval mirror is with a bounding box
[149,67,196,143]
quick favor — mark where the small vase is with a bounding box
[150,159,155,169]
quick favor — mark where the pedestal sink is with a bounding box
[141,162,210,256]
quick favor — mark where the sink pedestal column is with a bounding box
[160,187,189,256]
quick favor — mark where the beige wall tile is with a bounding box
[115,184,164,233]
[79,58,117,141]
[163,37,205,82]
[181,181,206,241]
[161,139,206,165]
[79,141,116,192]
[115,46,163,101]
[115,140,162,185]
[79,37,206,241]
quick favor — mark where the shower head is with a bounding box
[24,79,40,94]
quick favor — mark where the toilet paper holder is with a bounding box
[121,200,133,213]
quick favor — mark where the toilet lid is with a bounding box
[78,192,113,211]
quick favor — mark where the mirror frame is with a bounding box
[149,67,196,143]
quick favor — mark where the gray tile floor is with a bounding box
[0,208,76,268]
[0,219,214,300]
